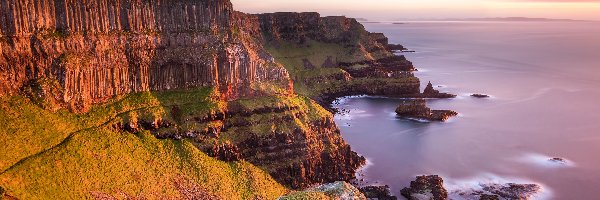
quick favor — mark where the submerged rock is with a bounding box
[359,185,397,200]
[549,157,567,164]
[480,183,541,200]
[395,99,457,122]
[471,94,490,98]
[400,175,448,200]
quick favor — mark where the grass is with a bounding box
[0,129,286,199]
[0,87,287,199]
[265,40,416,99]
[279,191,332,200]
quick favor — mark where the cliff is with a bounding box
[253,12,421,106]
[0,0,291,112]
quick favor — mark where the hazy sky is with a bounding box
[231,0,600,20]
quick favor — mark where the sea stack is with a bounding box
[395,99,457,121]
[422,82,456,98]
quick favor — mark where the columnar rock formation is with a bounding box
[0,0,291,111]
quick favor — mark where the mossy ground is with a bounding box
[278,191,332,200]
[0,88,287,199]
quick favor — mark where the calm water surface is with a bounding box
[334,22,600,199]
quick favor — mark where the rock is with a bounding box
[209,141,241,162]
[479,194,500,200]
[480,183,541,199]
[395,99,457,122]
[423,82,438,94]
[400,175,448,200]
[387,44,406,51]
[419,82,456,98]
[310,182,367,200]
[471,94,490,98]
[549,157,567,164]
[359,185,397,200]
[451,182,542,200]
[280,181,367,200]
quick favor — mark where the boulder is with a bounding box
[400,175,448,200]
[359,185,397,200]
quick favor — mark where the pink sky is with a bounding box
[231,0,600,20]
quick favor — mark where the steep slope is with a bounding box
[0,89,287,199]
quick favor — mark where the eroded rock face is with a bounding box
[395,99,457,122]
[113,96,365,189]
[0,0,291,112]
[400,175,448,200]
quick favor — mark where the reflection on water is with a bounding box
[334,22,600,199]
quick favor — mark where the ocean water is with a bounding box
[334,21,600,199]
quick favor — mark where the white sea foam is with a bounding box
[445,173,552,200]
[517,153,576,168]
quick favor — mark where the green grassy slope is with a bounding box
[0,88,286,199]
[266,40,419,99]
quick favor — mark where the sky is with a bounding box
[231,0,600,21]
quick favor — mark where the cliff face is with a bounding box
[253,12,420,106]
[257,12,392,60]
[0,0,290,112]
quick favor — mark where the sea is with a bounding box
[333,21,600,199]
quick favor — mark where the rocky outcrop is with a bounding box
[395,99,457,121]
[0,0,291,112]
[402,176,543,200]
[420,82,456,98]
[471,94,490,98]
[451,182,542,200]
[400,175,448,200]
[359,185,398,200]
[113,95,365,189]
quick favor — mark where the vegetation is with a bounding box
[265,40,416,99]
[279,191,331,200]
[0,87,287,199]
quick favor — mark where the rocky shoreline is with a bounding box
[399,175,543,200]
